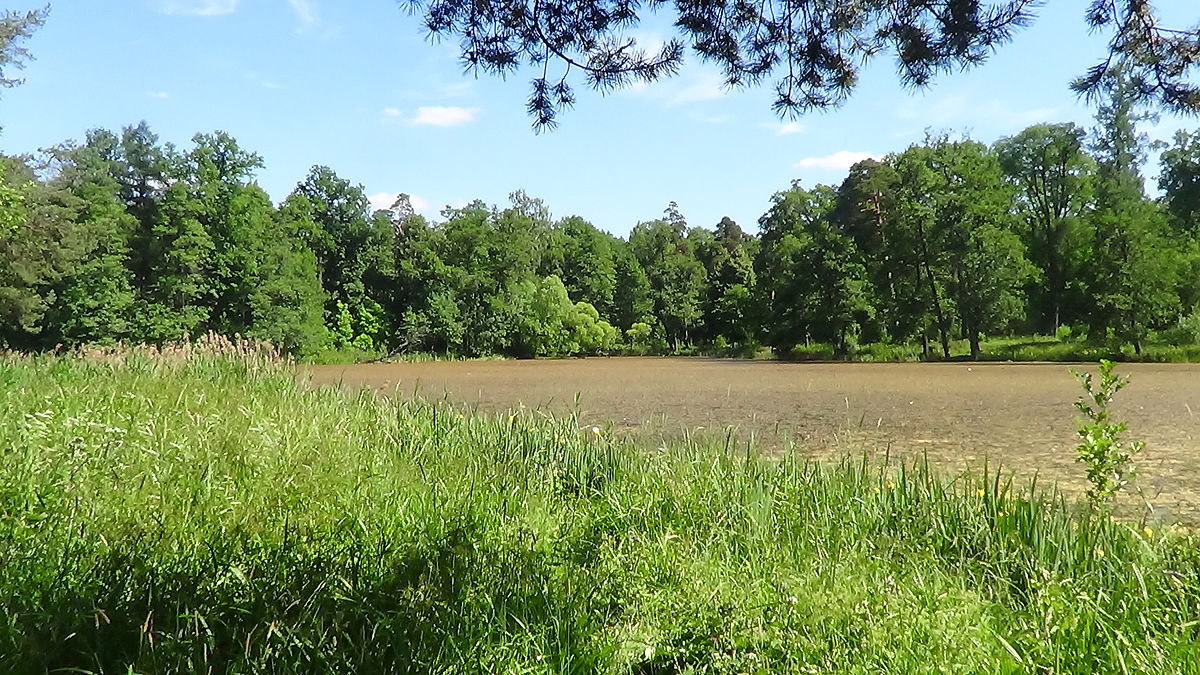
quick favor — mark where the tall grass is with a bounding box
[2,349,1199,673]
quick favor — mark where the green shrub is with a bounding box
[1072,359,1144,507]
[1159,309,1200,346]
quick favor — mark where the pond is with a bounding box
[306,357,1200,519]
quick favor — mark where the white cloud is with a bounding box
[286,0,319,31]
[794,151,878,170]
[162,1,320,30]
[367,193,394,211]
[147,91,171,99]
[160,0,239,16]
[246,72,284,89]
[761,121,806,135]
[383,107,402,117]
[690,113,732,124]
[895,94,966,125]
[388,81,475,103]
[409,106,479,127]
[368,192,432,214]
[896,93,1060,132]
[623,69,729,107]
[440,81,474,98]
[1146,118,1187,143]
[627,30,666,56]
[667,72,728,106]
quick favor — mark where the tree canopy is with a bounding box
[3,65,1200,360]
[0,7,44,91]
[401,0,1199,128]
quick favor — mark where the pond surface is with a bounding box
[305,358,1200,519]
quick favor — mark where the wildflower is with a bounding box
[976,488,985,498]
[1144,526,1155,538]
[1094,546,1106,558]
[590,426,601,435]
[787,596,798,605]
[885,478,895,489]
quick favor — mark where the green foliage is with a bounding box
[625,321,653,352]
[1083,67,1183,358]
[1086,175,1180,355]
[546,215,618,316]
[289,165,395,350]
[995,123,1094,333]
[514,276,573,356]
[2,108,1199,363]
[0,157,95,348]
[143,182,217,338]
[833,158,916,344]
[2,352,1199,672]
[241,211,327,357]
[758,182,875,355]
[0,7,45,93]
[326,299,386,352]
[569,300,619,353]
[702,217,757,343]
[1072,360,1145,507]
[513,275,618,356]
[1159,309,1200,346]
[629,213,707,349]
[612,251,655,330]
[1160,129,1200,236]
[39,144,139,345]
[0,163,23,237]
[892,135,1035,359]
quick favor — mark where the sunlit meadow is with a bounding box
[2,342,1199,673]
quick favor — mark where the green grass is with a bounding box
[2,350,1200,673]
[979,335,1200,363]
[777,335,1200,363]
[304,335,1200,365]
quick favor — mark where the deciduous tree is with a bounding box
[995,123,1094,334]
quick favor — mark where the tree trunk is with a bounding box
[931,286,951,358]
[1049,253,1062,335]
[915,219,951,358]
[968,329,981,360]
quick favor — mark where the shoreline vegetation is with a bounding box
[310,333,1200,365]
[3,345,1199,673]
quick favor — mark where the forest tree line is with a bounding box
[2,72,1200,360]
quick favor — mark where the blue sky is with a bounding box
[1,1,1196,237]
